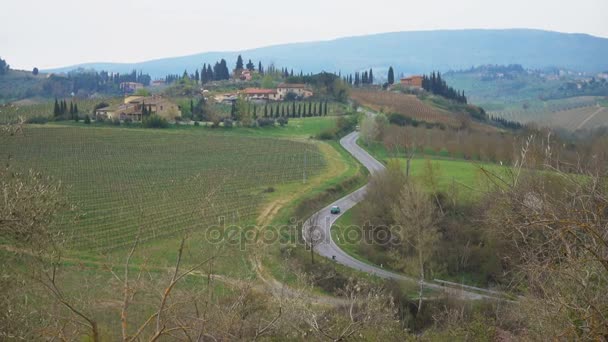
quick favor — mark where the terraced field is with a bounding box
[2,126,326,251]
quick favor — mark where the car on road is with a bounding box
[330,205,341,214]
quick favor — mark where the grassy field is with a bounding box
[360,139,504,198]
[193,116,339,138]
[2,125,327,253]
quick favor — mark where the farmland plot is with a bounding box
[2,126,326,251]
[489,96,603,123]
[351,89,458,125]
[542,105,608,130]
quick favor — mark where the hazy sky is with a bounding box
[2,0,607,69]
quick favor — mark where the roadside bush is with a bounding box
[277,117,288,126]
[111,118,121,126]
[142,114,168,128]
[334,115,358,137]
[25,116,49,124]
[84,115,91,124]
[317,114,357,140]
[193,121,200,126]
[223,118,233,128]
[316,128,336,140]
[257,118,275,127]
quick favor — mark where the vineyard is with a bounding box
[351,89,459,126]
[0,97,122,123]
[2,126,326,251]
[489,96,603,123]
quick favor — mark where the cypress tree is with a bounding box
[264,104,268,118]
[74,103,78,114]
[291,102,296,118]
[307,102,312,116]
[253,105,258,120]
[53,98,60,117]
[269,105,273,118]
[236,55,244,71]
[369,69,374,84]
[388,67,395,85]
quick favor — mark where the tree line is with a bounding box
[343,68,374,87]
[421,72,467,103]
[490,115,523,130]
[163,54,320,86]
[41,69,152,97]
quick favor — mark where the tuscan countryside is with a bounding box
[1,0,608,340]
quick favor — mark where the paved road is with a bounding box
[303,131,488,300]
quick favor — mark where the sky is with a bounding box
[2,0,607,70]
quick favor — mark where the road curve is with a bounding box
[303,131,487,300]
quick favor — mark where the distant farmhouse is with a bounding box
[241,88,280,102]
[214,93,239,104]
[215,83,314,104]
[95,95,181,122]
[120,81,145,94]
[276,83,314,99]
[400,75,423,88]
[151,79,166,87]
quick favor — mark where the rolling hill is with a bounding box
[44,29,608,78]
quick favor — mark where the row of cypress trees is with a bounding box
[231,101,330,120]
[53,98,79,118]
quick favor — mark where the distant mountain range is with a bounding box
[44,29,608,78]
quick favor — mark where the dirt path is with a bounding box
[576,106,606,130]
[256,141,350,227]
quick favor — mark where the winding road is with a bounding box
[303,131,495,300]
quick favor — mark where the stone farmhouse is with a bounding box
[95,95,181,122]
[240,88,280,102]
[235,83,314,103]
[276,83,314,99]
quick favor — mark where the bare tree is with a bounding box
[391,181,440,314]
